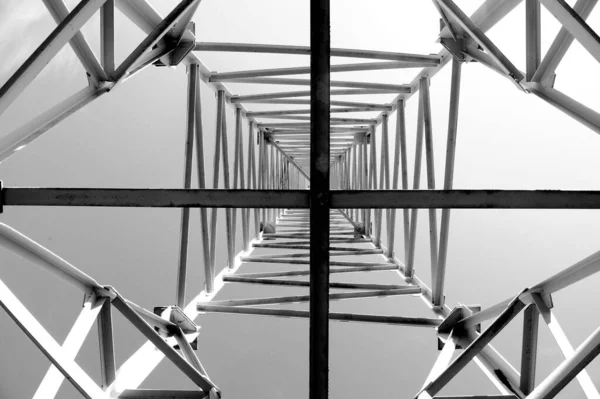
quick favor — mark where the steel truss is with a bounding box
[0,0,599,398]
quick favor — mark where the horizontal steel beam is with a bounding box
[231,88,403,103]
[210,61,439,81]
[196,305,441,327]
[5,188,600,209]
[222,77,410,91]
[2,188,309,208]
[224,265,399,279]
[195,42,442,62]
[247,99,393,109]
[330,190,600,209]
[248,107,380,116]
[209,289,418,306]
[222,276,414,291]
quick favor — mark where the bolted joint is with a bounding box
[440,37,468,62]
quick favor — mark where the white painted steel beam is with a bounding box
[0,0,107,117]
[532,0,598,82]
[0,223,104,292]
[0,279,105,398]
[195,42,442,63]
[223,77,410,91]
[210,61,439,81]
[531,294,600,397]
[0,84,110,163]
[100,0,115,75]
[33,295,105,399]
[539,0,600,64]
[112,0,201,81]
[43,0,108,82]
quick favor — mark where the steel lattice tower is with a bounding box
[0,0,600,398]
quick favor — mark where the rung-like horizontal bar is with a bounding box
[196,305,441,327]
[232,89,400,103]
[249,108,376,116]
[209,289,416,307]
[195,42,442,63]
[250,99,393,109]
[260,122,371,128]
[247,249,382,258]
[270,126,369,132]
[253,243,373,251]
[262,235,371,242]
[259,116,379,124]
[225,77,410,91]
[2,188,309,208]
[210,61,439,81]
[226,265,399,279]
[6,189,600,209]
[240,258,392,266]
[331,190,600,208]
[222,276,413,291]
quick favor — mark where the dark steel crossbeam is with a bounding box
[4,188,600,209]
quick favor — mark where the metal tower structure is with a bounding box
[0,0,600,398]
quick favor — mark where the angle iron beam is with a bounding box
[195,42,442,63]
[196,305,441,327]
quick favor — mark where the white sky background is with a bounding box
[0,0,599,398]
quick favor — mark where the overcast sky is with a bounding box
[0,1,599,398]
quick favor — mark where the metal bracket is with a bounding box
[440,37,468,62]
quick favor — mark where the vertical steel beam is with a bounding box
[405,94,424,278]
[258,130,265,228]
[398,100,410,261]
[176,64,197,308]
[387,100,408,258]
[310,0,330,396]
[100,0,115,75]
[249,121,260,238]
[237,113,249,251]
[421,77,439,292]
[232,108,242,247]
[352,143,358,221]
[193,65,213,293]
[363,139,371,235]
[520,304,540,395]
[526,0,541,81]
[362,139,368,228]
[434,59,462,307]
[209,91,224,277]
[269,144,274,223]
[369,125,379,244]
[380,114,392,252]
[220,105,235,269]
